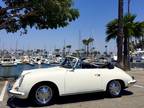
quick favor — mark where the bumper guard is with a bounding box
[128,80,137,87]
[7,82,25,97]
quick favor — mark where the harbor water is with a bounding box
[0,62,143,79]
[0,64,55,79]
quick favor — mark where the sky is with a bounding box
[0,0,144,54]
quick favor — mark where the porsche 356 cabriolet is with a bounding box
[8,56,136,106]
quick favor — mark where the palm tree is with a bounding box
[141,36,144,50]
[134,37,144,50]
[106,14,144,69]
[82,39,88,56]
[126,0,131,70]
[117,0,124,68]
[66,45,72,55]
[54,48,60,55]
[105,45,108,55]
[82,37,94,56]
[75,49,80,57]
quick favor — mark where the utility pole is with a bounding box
[128,0,131,14]
[78,30,81,57]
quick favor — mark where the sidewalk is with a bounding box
[126,69,144,87]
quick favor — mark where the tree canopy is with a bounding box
[106,14,144,42]
[0,0,79,34]
[82,37,94,56]
[82,37,94,46]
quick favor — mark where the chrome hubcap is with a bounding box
[109,81,121,96]
[35,85,52,104]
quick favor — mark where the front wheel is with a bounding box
[107,80,122,97]
[31,84,54,106]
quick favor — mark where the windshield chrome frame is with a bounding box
[72,58,79,70]
[60,57,79,69]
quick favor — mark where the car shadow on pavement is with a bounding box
[7,90,133,108]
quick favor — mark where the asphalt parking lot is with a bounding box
[0,70,144,108]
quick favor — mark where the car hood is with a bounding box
[21,66,67,76]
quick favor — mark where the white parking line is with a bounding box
[134,84,144,89]
[0,81,8,101]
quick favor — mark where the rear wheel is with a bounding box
[107,80,122,97]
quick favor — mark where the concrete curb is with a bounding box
[131,68,144,71]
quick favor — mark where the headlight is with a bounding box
[12,75,25,91]
[15,72,30,88]
[18,75,25,87]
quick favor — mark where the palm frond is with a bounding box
[105,19,118,42]
[105,14,144,42]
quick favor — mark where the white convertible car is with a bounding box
[8,56,136,106]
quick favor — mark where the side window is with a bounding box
[75,61,104,69]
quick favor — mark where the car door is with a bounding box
[65,68,102,94]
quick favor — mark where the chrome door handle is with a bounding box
[94,74,100,77]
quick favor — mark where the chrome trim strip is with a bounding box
[61,90,104,96]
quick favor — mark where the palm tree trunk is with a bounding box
[117,0,124,68]
[87,45,89,57]
[124,37,130,70]
[84,45,86,56]
[123,0,131,71]
[128,0,131,14]
[68,48,70,55]
[142,36,144,50]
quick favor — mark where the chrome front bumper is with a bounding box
[128,79,137,87]
[7,82,25,98]
[8,89,25,96]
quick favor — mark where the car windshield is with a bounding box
[60,57,77,68]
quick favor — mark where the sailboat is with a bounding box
[1,55,17,66]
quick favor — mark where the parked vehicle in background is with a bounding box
[111,55,117,62]
[8,56,136,106]
[131,50,144,62]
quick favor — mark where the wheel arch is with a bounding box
[28,81,60,98]
[106,79,125,90]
